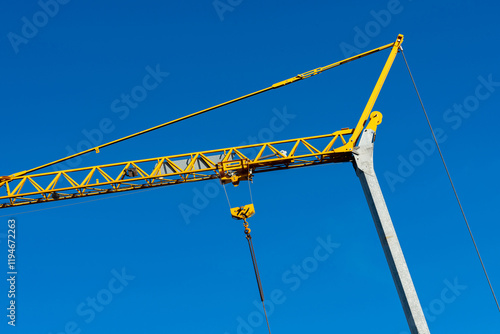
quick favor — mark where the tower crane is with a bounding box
[0,34,432,333]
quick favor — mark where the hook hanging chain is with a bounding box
[243,219,272,334]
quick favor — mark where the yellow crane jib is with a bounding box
[0,35,403,209]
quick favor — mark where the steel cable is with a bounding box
[400,47,500,312]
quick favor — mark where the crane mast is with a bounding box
[0,34,432,333]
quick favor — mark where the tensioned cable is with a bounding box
[246,232,272,334]
[245,172,268,332]
[248,172,254,206]
[222,183,232,210]
[221,178,271,333]
[400,47,500,312]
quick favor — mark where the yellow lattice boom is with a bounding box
[0,35,403,209]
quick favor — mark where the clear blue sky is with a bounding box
[1,1,499,333]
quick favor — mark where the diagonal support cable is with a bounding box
[400,47,500,312]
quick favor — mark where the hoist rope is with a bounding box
[221,178,271,333]
[243,219,272,334]
[247,176,254,206]
[222,183,232,210]
[400,47,500,312]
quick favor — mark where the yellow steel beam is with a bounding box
[0,128,357,209]
[3,35,401,181]
[349,34,403,148]
[0,35,404,209]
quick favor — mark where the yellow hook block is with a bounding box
[230,204,255,220]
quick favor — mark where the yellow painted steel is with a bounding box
[366,111,383,132]
[0,128,356,208]
[349,34,403,147]
[230,204,255,220]
[3,36,400,181]
[0,35,403,209]
[219,159,252,186]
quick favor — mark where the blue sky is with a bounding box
[1,1,500,333]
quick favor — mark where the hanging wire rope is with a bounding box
[222,183,233,210]
[243,219,272,334]
[400,47,500,312]
[221,177,272,333]
[248,180,254,206]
